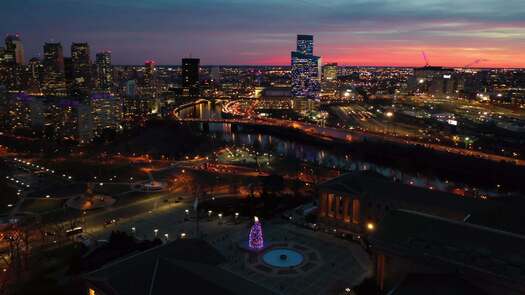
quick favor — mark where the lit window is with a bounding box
[89,289,96,295]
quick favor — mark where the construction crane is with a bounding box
[421,51,430,67]
[464,59,488,68]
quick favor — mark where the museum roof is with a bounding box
[84,239,276,295]
[319,171,481,214]
[370,210,525,283]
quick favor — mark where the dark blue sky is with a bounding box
[3,0,525,67]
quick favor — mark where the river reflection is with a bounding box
[177,101,223,120]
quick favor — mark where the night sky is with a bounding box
[3,0,525,67]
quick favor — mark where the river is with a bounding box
[176,101,503,198]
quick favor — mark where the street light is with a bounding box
[154,229,159,237]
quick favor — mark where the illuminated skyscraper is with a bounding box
[141,60,160,113]
[291,35,320,98]
[182,58,200,96]
[95,51,112,92]
[2,34,24,90]
[142,60,156,96]
[90,93,122,134]
[42,42,67,96]
[27,57,43,95]
[5,34,24,65]
[296,34,314,56]
[71,42,92,96]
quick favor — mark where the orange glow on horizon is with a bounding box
[253,44,525,68]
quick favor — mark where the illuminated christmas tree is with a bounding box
[248,216,264,250]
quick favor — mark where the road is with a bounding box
[80,191,239,239]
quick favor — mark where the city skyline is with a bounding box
[3,0,525,68]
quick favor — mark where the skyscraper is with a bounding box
[95,51,112,92]
[142,60,157,97]
[3,34,24,90]
[182,58,200,96]
[291,35,321,98]
[296,35,314,56]
[5,34,24,65]
[27,57,43,95]
[71,42,92,96]
[42,42,67,96]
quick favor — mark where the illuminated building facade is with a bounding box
[141,60,159,113]
[5,34,24,65]
[323,63,338,81]
[142,60,156,95]
[182,58,200,96]
[296,34,313,55]
[71,43,92,96]
[318,171,488,234]
[291,35,321,98]
[2,34,24,90]
[27,57,43,95]
[95,51,112,92]
[42,42,67,96]
[90,93,122,135]
[407,66,456,96]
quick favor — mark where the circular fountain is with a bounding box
[262,248,304,268]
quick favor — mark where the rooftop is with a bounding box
[319,171,525,234]
[84,239,276,295]
[389,274,487,295]
[319,171,481,219]
[370,210,525,284]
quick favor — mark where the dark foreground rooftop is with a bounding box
[389,274,487,295]
[370,210,525,285]
[319,171,525,234]
[84,239,276,295]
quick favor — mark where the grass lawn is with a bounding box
[38,158,148,182]
[93,183,132,195]
[0,182,20,214]
[19,198,65,214]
